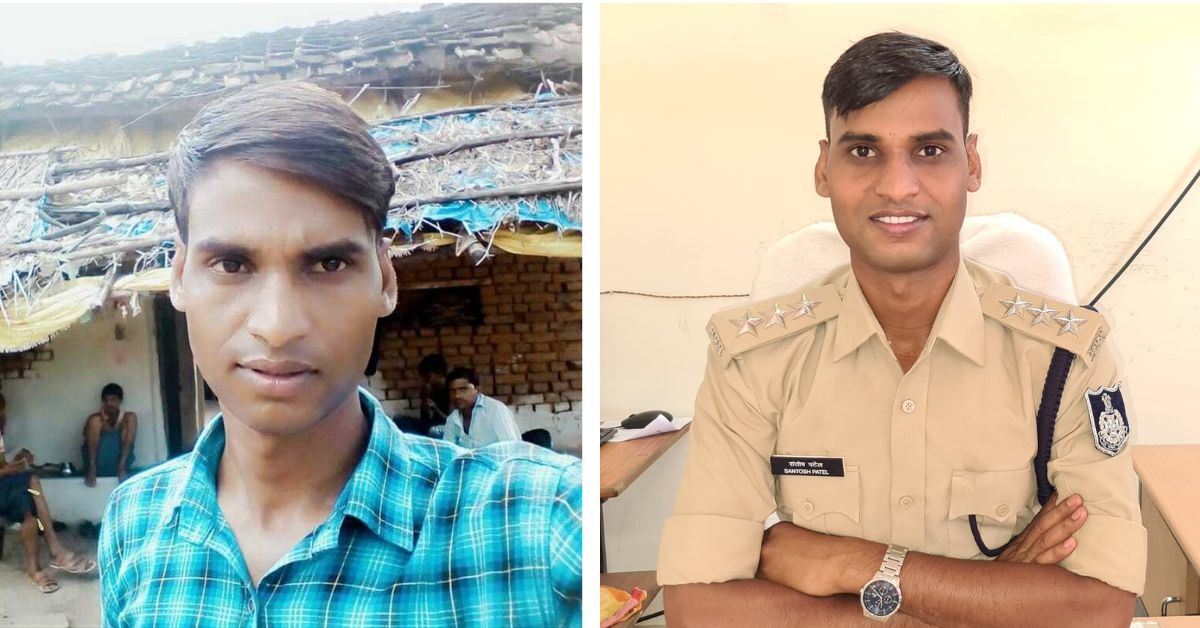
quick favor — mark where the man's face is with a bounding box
[815,76,981,275]
[102,394,122,415]
[171,161,397,437]
[448,377,479,411]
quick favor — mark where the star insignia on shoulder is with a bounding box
[730,311,764,337]
[1054,308,1086,336]
[1027,300,1059,328]
[1000,291,1032,319]
[790,293,822,319]
[764,302,789,329]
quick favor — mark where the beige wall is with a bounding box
[599,2,1200,584]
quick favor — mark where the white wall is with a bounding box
[599,3,1200,581]
[2,295,167,470]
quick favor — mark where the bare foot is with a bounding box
[85,471,97,487]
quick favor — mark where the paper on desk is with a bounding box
[604,415,692,442]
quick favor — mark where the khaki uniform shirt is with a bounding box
[658,259,1146,594]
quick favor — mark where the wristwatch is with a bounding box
[860,544,908,622]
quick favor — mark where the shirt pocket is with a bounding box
[777,465,861,537]
[947,468,1033,558]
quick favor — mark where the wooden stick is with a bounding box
[47,199,171,217]
[0,233,120,258]
[50,152,168,176]
[89,267,119,313]
[62,237,166,262]
[0,175,126,201]
[392,127,581,166]
[0,146,80,160]
[385,96,581,124]
[388,178,582,209]
[23,212,107,243]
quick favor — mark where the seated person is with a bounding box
[418,353,451,428]
[0,393,97,593]
[391,353,453,436]
[443,367,522,448]
[82,383,137,487]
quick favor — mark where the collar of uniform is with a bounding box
[311,387,416,554]
[831,268,887,362]
[160,387,416,553]
[928,258,987,366]
[831,258,985,366]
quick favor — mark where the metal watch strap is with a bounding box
[879,545,908,579]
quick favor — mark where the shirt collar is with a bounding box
[161,387,416,553]
[832,258,985,366]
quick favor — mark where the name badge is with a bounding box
[770,456,845,477]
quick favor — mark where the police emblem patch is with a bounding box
[1085,383,1130,456]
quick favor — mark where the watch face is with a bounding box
[862,579,900,617]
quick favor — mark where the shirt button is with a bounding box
[898,495,914,510]
[800,501,815,515]
[902,399,916,414]
[996,504,1010,517]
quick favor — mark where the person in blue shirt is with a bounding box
[98,81,582,627]
[443,367,523,448]
[82,383,137,486]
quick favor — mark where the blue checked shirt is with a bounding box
[99,388,582,627]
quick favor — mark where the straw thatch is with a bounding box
[0,96,582,316]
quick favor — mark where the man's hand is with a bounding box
[756,522,882,597]
[997,492,1087,565]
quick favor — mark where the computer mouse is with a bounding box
[622,410,673,430]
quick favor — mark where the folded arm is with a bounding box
[666,520,1133,628]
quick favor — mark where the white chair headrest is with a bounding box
[749,212,1078,305]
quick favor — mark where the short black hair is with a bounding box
[418,353,449,377]
[101,383,124,400]
[446,367,479,387]
[167,81,396,242]
[822,31,973,137]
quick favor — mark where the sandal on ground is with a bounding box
[49,552,97,575]
[29,571,59,594]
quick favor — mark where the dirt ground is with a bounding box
[0,524,101,627]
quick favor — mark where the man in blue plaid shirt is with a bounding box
[98,82,582,627]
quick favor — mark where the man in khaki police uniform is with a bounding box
[659,32,1145,627]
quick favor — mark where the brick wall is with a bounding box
[375,249,582,416]
[0,348,52,381]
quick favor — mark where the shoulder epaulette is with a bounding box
[979,284,1109,368]
[707,284,841,366]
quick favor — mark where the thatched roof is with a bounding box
[0,95,581,348]
[0,3,581,120]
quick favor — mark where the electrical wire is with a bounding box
[1088,165,1200,307]
[599,289,747,299]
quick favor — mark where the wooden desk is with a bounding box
[600,423,691,500]
[1134,445,1200,617]
[599,423,691,572]
[1134,618,1200,626]
[601,570,663,628]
